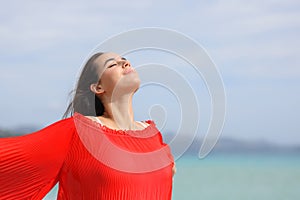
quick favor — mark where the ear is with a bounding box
[90,83,105,95]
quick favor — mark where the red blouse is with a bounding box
[0,113,174,200]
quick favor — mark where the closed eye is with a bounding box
[107,57,127,68]
[108,63,117,68]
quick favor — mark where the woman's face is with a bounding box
[95,52,140,96]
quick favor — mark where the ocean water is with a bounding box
[172,153,300,200]
[43,153,300,200]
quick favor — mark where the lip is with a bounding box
[124,68,134,74]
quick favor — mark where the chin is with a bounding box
[126,73,140,90]
[114,76,140,94]
[129,78,140,93]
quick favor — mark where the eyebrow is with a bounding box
[104,57,127,67]
[104,58,115,67]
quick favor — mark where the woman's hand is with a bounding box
[172,163,176,176]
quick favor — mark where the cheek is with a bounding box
[100,70,120,90]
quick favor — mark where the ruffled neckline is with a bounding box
[73,112,158,138]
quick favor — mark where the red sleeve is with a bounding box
[0,117,75,200]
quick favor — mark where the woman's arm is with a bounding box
[0,117,75,200]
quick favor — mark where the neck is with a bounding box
[102,93,135,130]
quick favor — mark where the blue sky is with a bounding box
[0,0,299,146]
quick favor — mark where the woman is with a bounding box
[0,52,175,200]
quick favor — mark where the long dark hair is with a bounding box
[63,52,104,118]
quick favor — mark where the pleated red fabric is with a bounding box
[0,113,174,200]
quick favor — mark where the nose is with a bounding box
[122,60,130,68]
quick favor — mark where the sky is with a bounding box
[0,0,299,146]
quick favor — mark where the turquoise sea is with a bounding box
[44,153,300,200]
